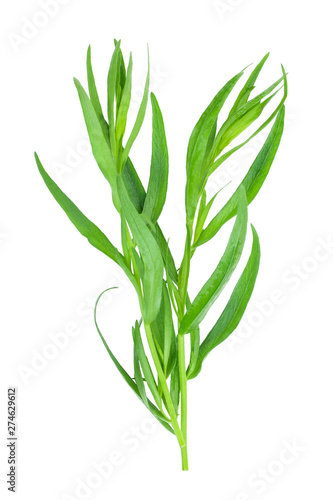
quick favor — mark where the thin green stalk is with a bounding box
[144,322,185,448]
[178,224,193,314]
[177,222,194,470]
[178,333,188,470]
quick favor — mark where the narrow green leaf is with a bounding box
[209,65,287,176]
[35,153,123,266]
[154,225,178,283]
[150,282,172,355]
[133,342,149,406]
[170,356,180,414]
[120,214,131,268]
[152,282,176,374]
[73,78,117,189]
[121,49,150,170]
[186,326,200,379]
[193,190,206,244]
[189,225,260,379]
[178,225,192,308]
[163,291,174,373]
[165,334,177,379]
[94,289,174,433]
[179,187,248,335]
[121,157,178,282]
[86,45,109,143]
[107,42,121,153]
[130,246,145,283]
[193,185,228,245]
[132,321,162,409]
[117,175,163,323]
[115,53,133,141]
[143,93,169,223]
[165,241,179,318]
[205,118,218,157]
[228,53,270,115]
[122,156,146,212]
[114,39,126,109]
[95,289,139,392]
[213,87,280,157]
[185,68,246,223]
[140,212,156,233]
[150,299,165,356]
[196,105,285,247]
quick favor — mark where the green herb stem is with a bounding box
[144,322,185,448]
[177,221,195,469]
[178,333,189,470]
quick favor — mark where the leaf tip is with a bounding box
[242,62,253,73]
[250,223,259,240]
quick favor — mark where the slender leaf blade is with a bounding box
[122,156,146,212]
[179,186,248,335]
[73,78,117,188]
[35,153,121,264]
[114,39,127,109]
[121,157,178,282]
[189,225,260,378]
[132,321,162,409]
[186,326,200,379]
[228,53,269,115]
[94,290,174,433]
[117,176,163,323]
[86,45,109,143]
[143,93,169,223]
[209,65,287,176]
[185,68,245,222]
[196,105,285,247]
[193,185,228,246]
[150,281,175,366]
[213,88,280,156]
[107,42,121,152]
[115,53,133,141]
[133,345,149,407]
[121,49,150,170]
[170,357,180,414]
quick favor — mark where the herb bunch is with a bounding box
[35,41,287,470]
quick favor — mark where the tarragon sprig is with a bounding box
[35,40,287,470]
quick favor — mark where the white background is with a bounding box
[1,0,333,499]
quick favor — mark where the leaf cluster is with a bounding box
[35,42,287,438]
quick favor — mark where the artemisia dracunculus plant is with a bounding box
[35,40,287,470]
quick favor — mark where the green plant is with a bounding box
[35,41,287,470]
